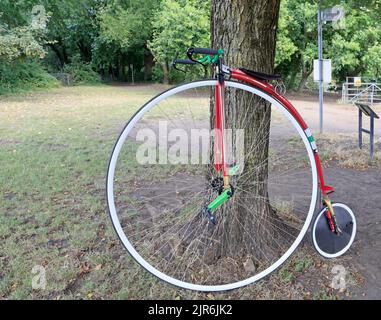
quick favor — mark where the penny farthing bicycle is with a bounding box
[106,48,357,291]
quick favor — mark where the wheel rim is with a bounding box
[107,80,318,291]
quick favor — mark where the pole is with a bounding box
[358,109,362,149]
[130,64,134,85]
[371,83,375,104]
[318,0,324,133]
[370,115,374,159]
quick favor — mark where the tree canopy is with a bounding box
[0,0,380,93]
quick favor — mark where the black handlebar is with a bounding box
[172,47,222,72]
[172,59,197,66]
[187,47,220,57]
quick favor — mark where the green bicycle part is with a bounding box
[197,55,212,64]
[228,164,239,176]
[196,49,224,65]
[207,188,232,212]
[212,49,224,63]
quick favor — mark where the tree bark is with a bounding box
[77,39,92,62]
[211,0,282,261]
[162,61,170,84]
[47,40,68,68]
[297,70,312,92]
[144,46,155,81]
[297,54,313,92]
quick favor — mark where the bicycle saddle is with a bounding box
[239,68,281,81]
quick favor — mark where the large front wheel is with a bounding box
[106,80,318,291]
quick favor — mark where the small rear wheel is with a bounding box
[312,203,356,258]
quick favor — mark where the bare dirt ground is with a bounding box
[287,92,381,299]
[288,92,381,134]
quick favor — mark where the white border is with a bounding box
[107,80,318,291]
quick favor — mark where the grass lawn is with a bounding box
[0,84,362,299]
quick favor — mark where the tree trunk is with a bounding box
[162,61,170,84]
[297,70,311,92]
[77,39,91,62]
[288,65,299,90]
[48,40,68,68]
[144,46,155,81]
[211,0,282,260]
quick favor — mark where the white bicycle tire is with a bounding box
[106,80,319,291]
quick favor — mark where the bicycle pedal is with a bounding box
[202,207,216,225]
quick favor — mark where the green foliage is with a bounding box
[363,45,381,78]
[1,0,380,89]
[98,0,159,49]
[0,1,58,94]
[151,63,195,83]
[0,5,50,61]
[276,0,381,90]
[276,0,320,90]
[0,25,45,61]
[62,56,100,85]
[0,60,59,94]
[149,0,210,63]
[148,0,210,82]
[275,4,298,65]
[92,0,160,81]
[328,4,381,78]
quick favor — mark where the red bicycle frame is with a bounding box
[214,68,334,198]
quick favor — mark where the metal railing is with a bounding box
[342,78,381,104]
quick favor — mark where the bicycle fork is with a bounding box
[314,150,341,234]
[214,73,229,189]
[322,196,342,234]
[202,71,235,224]
[205,78,342,233]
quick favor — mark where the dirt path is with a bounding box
[287,93,381,299]
[319,166,381,299]
[288,93,381,136]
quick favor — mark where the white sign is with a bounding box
[354,77,362,87]
[314,59,332,83]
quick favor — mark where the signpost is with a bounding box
[355,102,379,159]
[322,6,345,22]
[317,2,344,133]
[313,59,332,83]
[354,77,362,87]
[318,0,324,133]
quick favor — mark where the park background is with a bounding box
[1,0,380,92]
[0,0,380,300]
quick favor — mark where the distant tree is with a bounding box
[40,0,84,67]
[148,0,210,84]
[0,5,49,61]
[97,0,160,81]
[1,0,379,86]
[328,3,381,79]
[275,0,320,91]
[276,0,381,90]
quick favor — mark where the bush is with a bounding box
[62,56,101,85]
[0,59,59,95]
[151,64,208,84]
